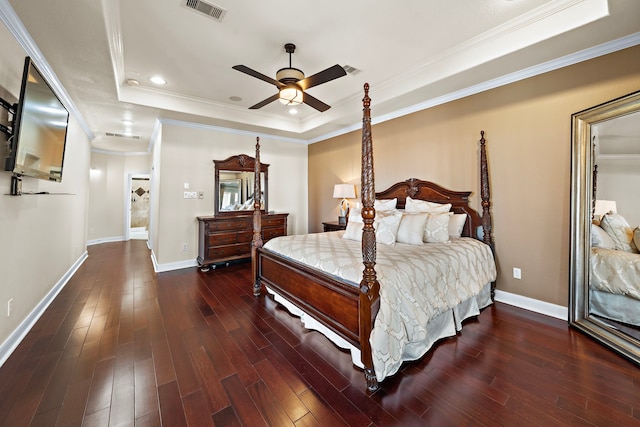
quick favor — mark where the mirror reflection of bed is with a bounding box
[590,110,640,340]
[218,171,265,212]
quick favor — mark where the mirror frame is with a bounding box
[569,89,640,365]
[214,154,269,216]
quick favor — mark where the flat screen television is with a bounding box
[3,57,69,182]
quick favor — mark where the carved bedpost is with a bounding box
[479,131,495,298]
[252,137,263,296]
[359,83,380,393]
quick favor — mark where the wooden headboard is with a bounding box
[375,178,483,240]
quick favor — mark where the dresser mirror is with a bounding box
[570,90,640,365]
[214,154,268,215]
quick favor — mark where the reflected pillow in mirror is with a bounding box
[600,212,639,253]
[591,224,616,250]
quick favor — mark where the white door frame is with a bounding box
[125,172,151,241]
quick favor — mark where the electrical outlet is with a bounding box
[198,191,204,199]
[7,298,13,317]
[513,268,522,280]
[182,243,188,251]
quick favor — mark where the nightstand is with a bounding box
[322,221,347,232]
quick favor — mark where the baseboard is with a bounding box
[87,236,124,246]
[150,250,197,273]
[494,290,568,321]
[0,251,89,368]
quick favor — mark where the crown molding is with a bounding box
[0,0,94,140]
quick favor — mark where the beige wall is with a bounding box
[597,157,640,226]
[88,152,151,242]
[153,123,308,268]
[309,45,640,307]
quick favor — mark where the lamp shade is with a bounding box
[594,200,617,217]
[333,183,356,199]
[279,86,303,106]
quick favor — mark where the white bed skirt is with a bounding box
[266,282,493,372]
[589,289,640,327]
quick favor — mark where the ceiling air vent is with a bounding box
[343,65,361,75]
[183,0,227,22]
[106,132,141,140]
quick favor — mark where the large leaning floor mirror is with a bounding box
[570,89,640,364]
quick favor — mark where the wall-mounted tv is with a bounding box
[3,57,69,182]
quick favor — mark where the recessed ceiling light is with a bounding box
[122,119,133,126]
[229,96,242,102]
[288,108,298,115]
[149,76,167,85]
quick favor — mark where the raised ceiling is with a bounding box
[5,0,640,153]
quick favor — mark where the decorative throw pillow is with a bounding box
[374,198,397,212]
[374,210,403,245]
[342,210,402,245]
[591,224,616,250]
[634,227,640,252]
[405,196,451,214]
[396,212,428,245]
[448,213,467,238]
[600,212,639,253]
[424,212,453,243]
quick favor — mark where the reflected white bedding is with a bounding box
[590,247,640,300]
[263,231,497,381]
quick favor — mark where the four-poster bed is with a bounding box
[250,83,495,391]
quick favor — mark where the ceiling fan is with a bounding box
[233,43,347,112]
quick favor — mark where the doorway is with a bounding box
[128,175,150,240]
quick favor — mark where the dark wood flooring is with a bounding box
[0,240,639,426]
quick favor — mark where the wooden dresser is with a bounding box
[197,213,288,268]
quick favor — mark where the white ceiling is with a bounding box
[5,0,640,153]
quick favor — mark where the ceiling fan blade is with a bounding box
[297,64,347,90]
[249,93,280,109]
[302,92,331,112]
[233,65,283,88]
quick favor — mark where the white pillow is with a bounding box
[396,213,428,245]
[342,210,402,245]
[342,220,364,241]
[374,211,402,245]
[591,224,616,250]
[424,212,453,243]
[405,196,451,214]
[374,198,397,212]
[448,213,467,238]
[600,212,638,253]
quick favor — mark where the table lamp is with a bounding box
[333,183,356,225]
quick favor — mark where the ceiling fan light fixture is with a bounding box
[279,86,303,106]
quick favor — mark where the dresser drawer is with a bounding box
[263,227,285,240]
[207,218,249,232]
[207,232,238,246]
[207,243,248,259]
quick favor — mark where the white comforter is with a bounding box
[590,247,640,300]
[263,231,497,381]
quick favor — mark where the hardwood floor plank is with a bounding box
[182,389,215,427]
[221,374,268,427]
[158,381,188,427]
[188,345,230,413]
[1,241,639,427]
